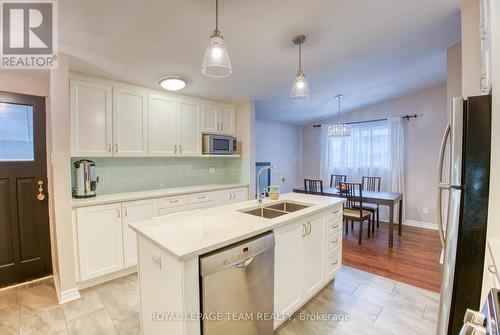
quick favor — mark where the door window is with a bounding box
[0,102,34,161]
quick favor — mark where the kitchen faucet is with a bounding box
[257,166,285,203]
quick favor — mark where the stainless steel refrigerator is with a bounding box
[436,95,492,335]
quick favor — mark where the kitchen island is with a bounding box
[129,193,345,335]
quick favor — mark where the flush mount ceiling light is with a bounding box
[201,0,232,78]
[290,34,310,101]
[159,76,187,91]
[329,95,351,137]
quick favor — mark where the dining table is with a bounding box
[293,186,403,248]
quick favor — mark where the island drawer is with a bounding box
[326,217,342,237]
[327,231,342,252]
[326,247,341,275]
[188,192,214,204]
[158,195,188,209]
[326,206,342,221]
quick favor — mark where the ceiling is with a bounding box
[59,0,461,125]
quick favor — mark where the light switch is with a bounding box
[209,167,216,174]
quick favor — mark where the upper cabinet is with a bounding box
[70,75,234,157]
[178,97,201,156]
[201,101,236,136]
[148,93,177,156]
[112,86,148,156]
[70,79,113,157]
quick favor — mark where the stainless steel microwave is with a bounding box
[202,135,237,155]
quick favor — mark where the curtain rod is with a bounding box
[312,114,420,128]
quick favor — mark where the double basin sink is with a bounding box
[240,201,312,219]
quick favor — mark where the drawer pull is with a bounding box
[333,210,339,214]
[198,196,206,199]
[332,225,339,229]
[331,261,338,266]
[489,265,497,274]
[169,200,179,203]
[331,239,339,244]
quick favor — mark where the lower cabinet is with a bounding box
[274,206,342,329]
[122,199,159,268]
[76,204,124,281]
[74,187,248,282]
[214,188,249,206]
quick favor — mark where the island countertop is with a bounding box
[129,192,345,261]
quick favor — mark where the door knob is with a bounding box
[37,180,46,201]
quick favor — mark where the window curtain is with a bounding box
[387,117,406,222]
[320,118,406,222]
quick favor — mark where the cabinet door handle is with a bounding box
[107,143,112,152]
[179,145,182,154]
[117,208,120,219]
[220,123,223,132]
[124,207,128,217]
[114,144,118,152]
[174,145,177,154]
[302,224,307,237]
[307,222,312,236]
[489,265,497,274]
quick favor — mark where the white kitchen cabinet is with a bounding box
[201,102,219,133]
[201,101,236,136]
[70,79,113,156]
[112,86,148,156]
[148,93,177,156]
[122,199,159,268]
[219,104,236,135]
[76,204,124,281]
[178,97,201,156]
[274,221,304,320]
[301,216,325,298]
[214,188,249,206]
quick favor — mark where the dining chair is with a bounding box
[339,182,372,245]
[361,176,381,231]
[330,174,347,188]
[304,179,324,194]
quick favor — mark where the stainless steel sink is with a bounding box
[266,201,310,213]
[242,207,288,219]
[240,201,312,219]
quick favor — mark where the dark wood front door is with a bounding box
[0,91,52,287]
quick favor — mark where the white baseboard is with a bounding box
[403,219,438,230]
[59,287,81,304]
[77,266,137,290]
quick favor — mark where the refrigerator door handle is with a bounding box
[437,123,451,247]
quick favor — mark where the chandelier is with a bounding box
[328,94,351,137]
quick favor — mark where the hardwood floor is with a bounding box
[342,222,442,292]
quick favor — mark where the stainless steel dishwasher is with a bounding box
[200,232,275,335]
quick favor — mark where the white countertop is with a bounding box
[129,193,345,261]
[71,183,249,208]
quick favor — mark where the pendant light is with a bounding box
[329,95,351,137]
[201,0,232,78]
[290,35,310,100]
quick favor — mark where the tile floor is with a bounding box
[0,266,439,335]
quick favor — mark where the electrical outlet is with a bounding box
[152,254,162,269]
[423,207,429,215]
[209,167,216,174]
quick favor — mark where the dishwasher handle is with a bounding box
[234,257,255,269]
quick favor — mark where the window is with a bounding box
[0,102,34,161]
[326,120,390,184]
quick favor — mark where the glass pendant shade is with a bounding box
[290,72,310,100]
[201,35,232,78]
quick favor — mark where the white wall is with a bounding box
[255,119,304,193]
[303,84,448,225]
